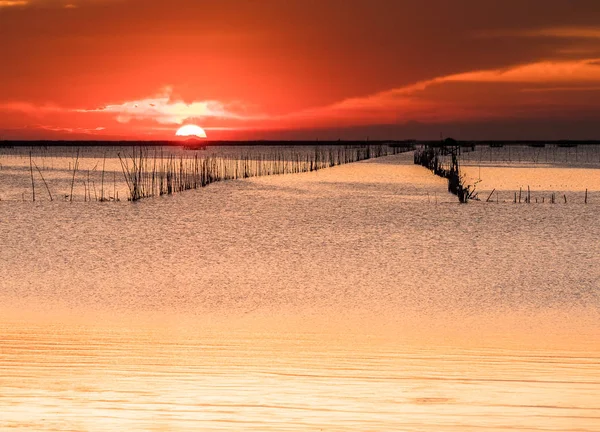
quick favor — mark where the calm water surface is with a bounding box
[1,151,599,431]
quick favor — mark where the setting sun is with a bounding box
[176,124,207,138]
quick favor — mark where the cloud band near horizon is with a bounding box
[2,57,600,137]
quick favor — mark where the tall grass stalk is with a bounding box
[118,144,407,202]
[32,160,53,201]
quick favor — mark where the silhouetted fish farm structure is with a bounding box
[414,139,477,203]
[119,144,411,201]
[1,143,413,202]
[413,139,600,204]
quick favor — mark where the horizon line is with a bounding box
[3,139,600,146]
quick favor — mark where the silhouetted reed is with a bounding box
[29,152,35,202]
[2,143,412,202]
[69,149,80,203]
[116,144,407,202]
[32,160,53,201]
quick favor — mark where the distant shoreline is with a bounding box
[2,139,600,147]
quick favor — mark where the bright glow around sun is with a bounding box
[176,124,207,138]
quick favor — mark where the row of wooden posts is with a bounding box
[25,144,410,202]
[483,187,590,204]
[415,144,592,205]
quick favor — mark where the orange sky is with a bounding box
[1,0,600,140]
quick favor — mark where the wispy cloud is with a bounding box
[0,102,64,114]
[36,125,105,134]
[0,0,109,9]
[324,58,600,113]
[522,27,600,39]
[307,58,600,113]
[78,87,264,125]
[440,58,600,84]
[479,27,600,40]
[3,59,600,131]
[0,1,29,7]
[521,86,600,93]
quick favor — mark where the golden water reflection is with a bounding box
[1,152,599,431]
[1,313,599,432]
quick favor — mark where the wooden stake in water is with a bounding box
[33,160,53,201]
[101,152,106,202]
[70,148,79,203]
[29,151,35,202]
